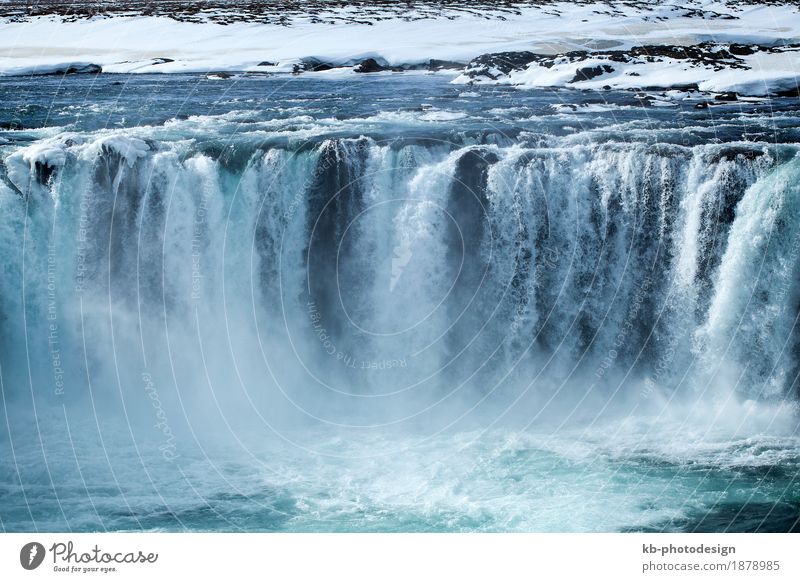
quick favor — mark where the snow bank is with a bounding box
[0,2,798,97]
[0,2,799,75]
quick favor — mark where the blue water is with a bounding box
[0,73,799,532]
[3,73,800,141]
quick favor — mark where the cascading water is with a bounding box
[1,75,798,532]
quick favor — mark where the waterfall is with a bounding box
[1,131,798,429]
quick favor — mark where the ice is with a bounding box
[4,139,67,194]
[82,135,150,166]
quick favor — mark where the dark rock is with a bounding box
[714,91,738,101]
[354,58,386,73]
[67,63,101,74]
[464,51,541,79]
[695,101,710,109]
[640,83,699,92]
[728,44,756,56]
[206,71,232,79]
[257,61,276,67]
[627,44,745,66]
[293,58,334,73]
[308,62,334,72]
[44,63,102,75]
[570,64,614,83]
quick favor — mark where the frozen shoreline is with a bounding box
[0,1,799,97]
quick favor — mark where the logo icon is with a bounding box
[20,542,46,570]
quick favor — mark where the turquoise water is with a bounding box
[3,409,799,532]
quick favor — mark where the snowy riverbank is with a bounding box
[0,1,799,97]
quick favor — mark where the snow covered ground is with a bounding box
[0,1,798,97]
[453,43,800,97]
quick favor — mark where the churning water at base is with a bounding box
[0,75,799,532]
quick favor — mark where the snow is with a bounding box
[1,2,799,74]
[699,51,800,95]
[0,2,798,97]
[453,48,800,97]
